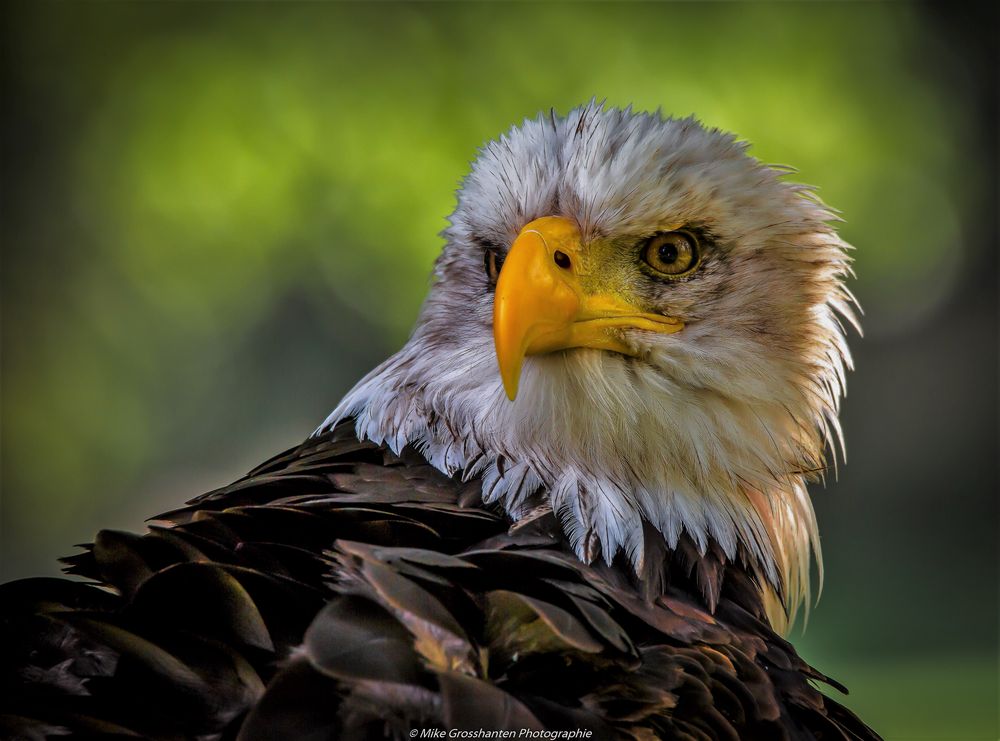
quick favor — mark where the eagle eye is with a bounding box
[641,231,699,277]
[484,249,504,285]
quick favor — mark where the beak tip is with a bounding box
[500,372,519,402]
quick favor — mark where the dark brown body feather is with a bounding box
[1,423,878,740]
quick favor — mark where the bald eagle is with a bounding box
[1,103,878,740]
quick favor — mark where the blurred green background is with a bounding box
[2,2,996,738]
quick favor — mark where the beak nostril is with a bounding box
[553,250,571,269]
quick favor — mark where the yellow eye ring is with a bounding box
[484,249,503,285]
[641,231,699,277]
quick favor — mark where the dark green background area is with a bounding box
[2,2,996,738]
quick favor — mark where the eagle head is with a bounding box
[324,102,857,631]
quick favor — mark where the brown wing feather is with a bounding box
[1,423,879,740]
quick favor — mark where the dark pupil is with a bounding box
[658,241,679,264]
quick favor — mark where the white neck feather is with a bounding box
[320,324,836,632]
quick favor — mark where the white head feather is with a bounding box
[320,102,857,632]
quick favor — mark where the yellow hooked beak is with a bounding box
[493,216,684,400]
